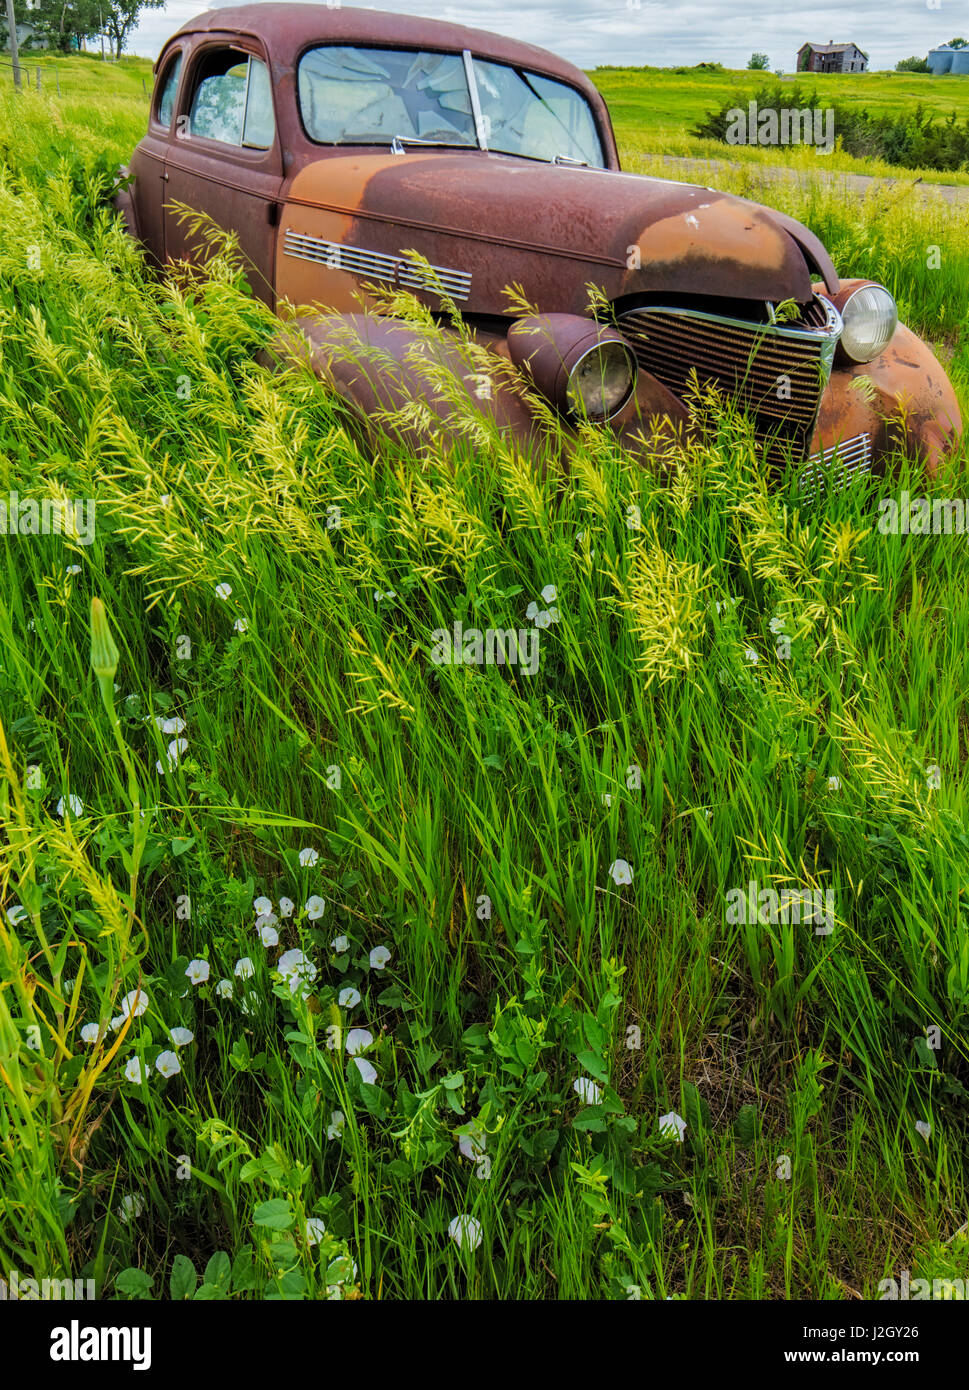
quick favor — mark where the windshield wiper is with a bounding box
[390,134,475,154]
[552,153,589,166]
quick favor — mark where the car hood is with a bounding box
[282,151,839,316]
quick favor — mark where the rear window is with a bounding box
[155,51,182,128]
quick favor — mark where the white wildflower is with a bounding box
[120,988,149,1019]
[448,1215,482,1252]
[305,1217,327,1246]
[659,1111,687,1143]
[573,1076,602,1106]
[155,1050,181,1078]
[124,1056,148,1084]
[608,859,633,886]
[185,959,210,986]
[352,1057,377,1085]
[345,1028,373,1056]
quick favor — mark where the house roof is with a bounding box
[799,41,868,57]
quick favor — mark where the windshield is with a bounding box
[472,59,604,165]
[297,44,606,166]
[298,46,477,146]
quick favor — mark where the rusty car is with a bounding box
[117,4,963,482]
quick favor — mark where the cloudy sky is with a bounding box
[128,0,953,71]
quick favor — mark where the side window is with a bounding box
[188,50,275,149]
[155,51,182,128]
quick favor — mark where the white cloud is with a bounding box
[128,0,950,71]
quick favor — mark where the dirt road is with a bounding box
[657,155,969,207]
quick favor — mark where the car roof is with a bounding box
[169,4,593,90]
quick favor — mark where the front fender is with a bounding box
[813,285,963,477]
[262,312,687,463]
[263,312,551,458]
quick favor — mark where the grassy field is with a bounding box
[593,66,969,184]
[0,57,968,1304]
[594,65,969,134]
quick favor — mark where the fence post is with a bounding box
[5,0,20,89]
[142,76,147,98]
[36,66,40,91]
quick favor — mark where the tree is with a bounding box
[747,52,769,70]
[895,56,930,71]
[104,0,163,58]
[947,37,968,48]
[29,0,101,53]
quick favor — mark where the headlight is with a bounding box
[838,284,897,363]
[507,314,638,423]
[567,341,637,421]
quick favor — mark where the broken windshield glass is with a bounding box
[298,46,477,146]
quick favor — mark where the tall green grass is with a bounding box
[0,78,967,1301]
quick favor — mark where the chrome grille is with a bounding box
[797,432,873,502]
[283,230,472,302]
[618,297,842,464]
[778,295,832,330]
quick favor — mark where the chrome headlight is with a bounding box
[506,314,637,423]
[839,284,897,363]
[567,340,637,421]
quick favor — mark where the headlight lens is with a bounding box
[566,341,637,421]
[506,314,638,423]
[839,284,897,363]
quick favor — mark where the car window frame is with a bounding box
[174,39,281,162]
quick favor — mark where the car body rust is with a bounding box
[118,3,963,479]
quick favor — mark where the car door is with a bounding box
[129,47,183,266]
[164,39,283,306]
